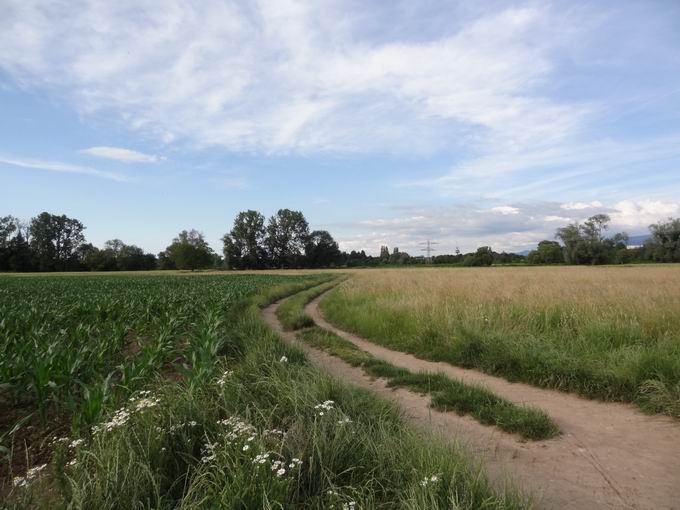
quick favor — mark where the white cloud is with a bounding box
[561,201,602,210]
[0,154,127,181]
[0,1,584,154]
[610,200,679,229]
[490,206,519,215]
[340,198,680,255]
[82,146,161,163]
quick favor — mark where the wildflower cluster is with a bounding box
[167,420,199,433]
[215,369,233,387]
[419,474,441,487]
[218,416,257,447]
[327,490,357,510]
[314,400,335,416]
[12,464,47,489]
[92,390,160,434]
[201,441,218,464]
[252,453,303,477]
[337,417,352,425]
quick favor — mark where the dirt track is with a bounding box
[262,293,680,510]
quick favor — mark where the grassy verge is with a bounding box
[4,276,529,509]
[276,277,345,330]
[299,327,558,441]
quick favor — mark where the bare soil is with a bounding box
[261,294,680,510]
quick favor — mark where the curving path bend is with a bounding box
[262,292,680,510]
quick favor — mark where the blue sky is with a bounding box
[1,0,680,255]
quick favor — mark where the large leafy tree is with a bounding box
[305,230,340,268]
[527,240,563,265]
[265,209,310,268]
[165,229,214,270]
[556,214,627,265]
[0,216,34,271]
[222,210,267,269]
[29,212,86,271]
[646,217,680,262]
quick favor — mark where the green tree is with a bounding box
[165,230,214,270]
[646,217,680,262]
[1,217,34,271]
[265,209,310,268]
[222,210,267,269]
[556,214,628,265]
[305,230,341,267]
[463,246,494,266]
[527,240,563,265]
[29,212,86,271]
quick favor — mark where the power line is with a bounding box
[419,240,438,262]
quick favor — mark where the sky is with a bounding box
[1,0,680,256]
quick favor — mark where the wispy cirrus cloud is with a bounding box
[82,146,162,163]
[0,1,586,154]
[0,154,127,181]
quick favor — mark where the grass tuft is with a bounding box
[276,277,345,330]
[299,327,559,441]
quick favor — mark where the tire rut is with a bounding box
[302,292,680,510]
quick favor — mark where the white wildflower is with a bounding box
[314,400,335,416]
[201,442,217,464]
[216,370,233,387]
[279,356,288,363]
[253,453,271,465]
[12,464,48,488]
[276,468,286,477]
[69,438,84,449]
[420,474,441,487]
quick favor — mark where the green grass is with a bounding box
[2,273,530,509]
[276,277,345,330]
[321,269,680,418]
[298,327,559,441]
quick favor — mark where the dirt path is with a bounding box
[299,293,680,510]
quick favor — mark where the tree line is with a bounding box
[2,210,679,272]
[527,214,680,265]
[0,209,343,272]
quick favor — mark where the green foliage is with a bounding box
[29,212,86,271]
[276,278,342,331]
[555,214,628,265]
[527,241,563,264]
[305,230,341,268]
[2,274,526,509]
[164,229,215,270]
[0,273,319,434]
[463,247,494,267]
[265,209,311,268]
[646,217,680,262]
[222,210,268,269]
